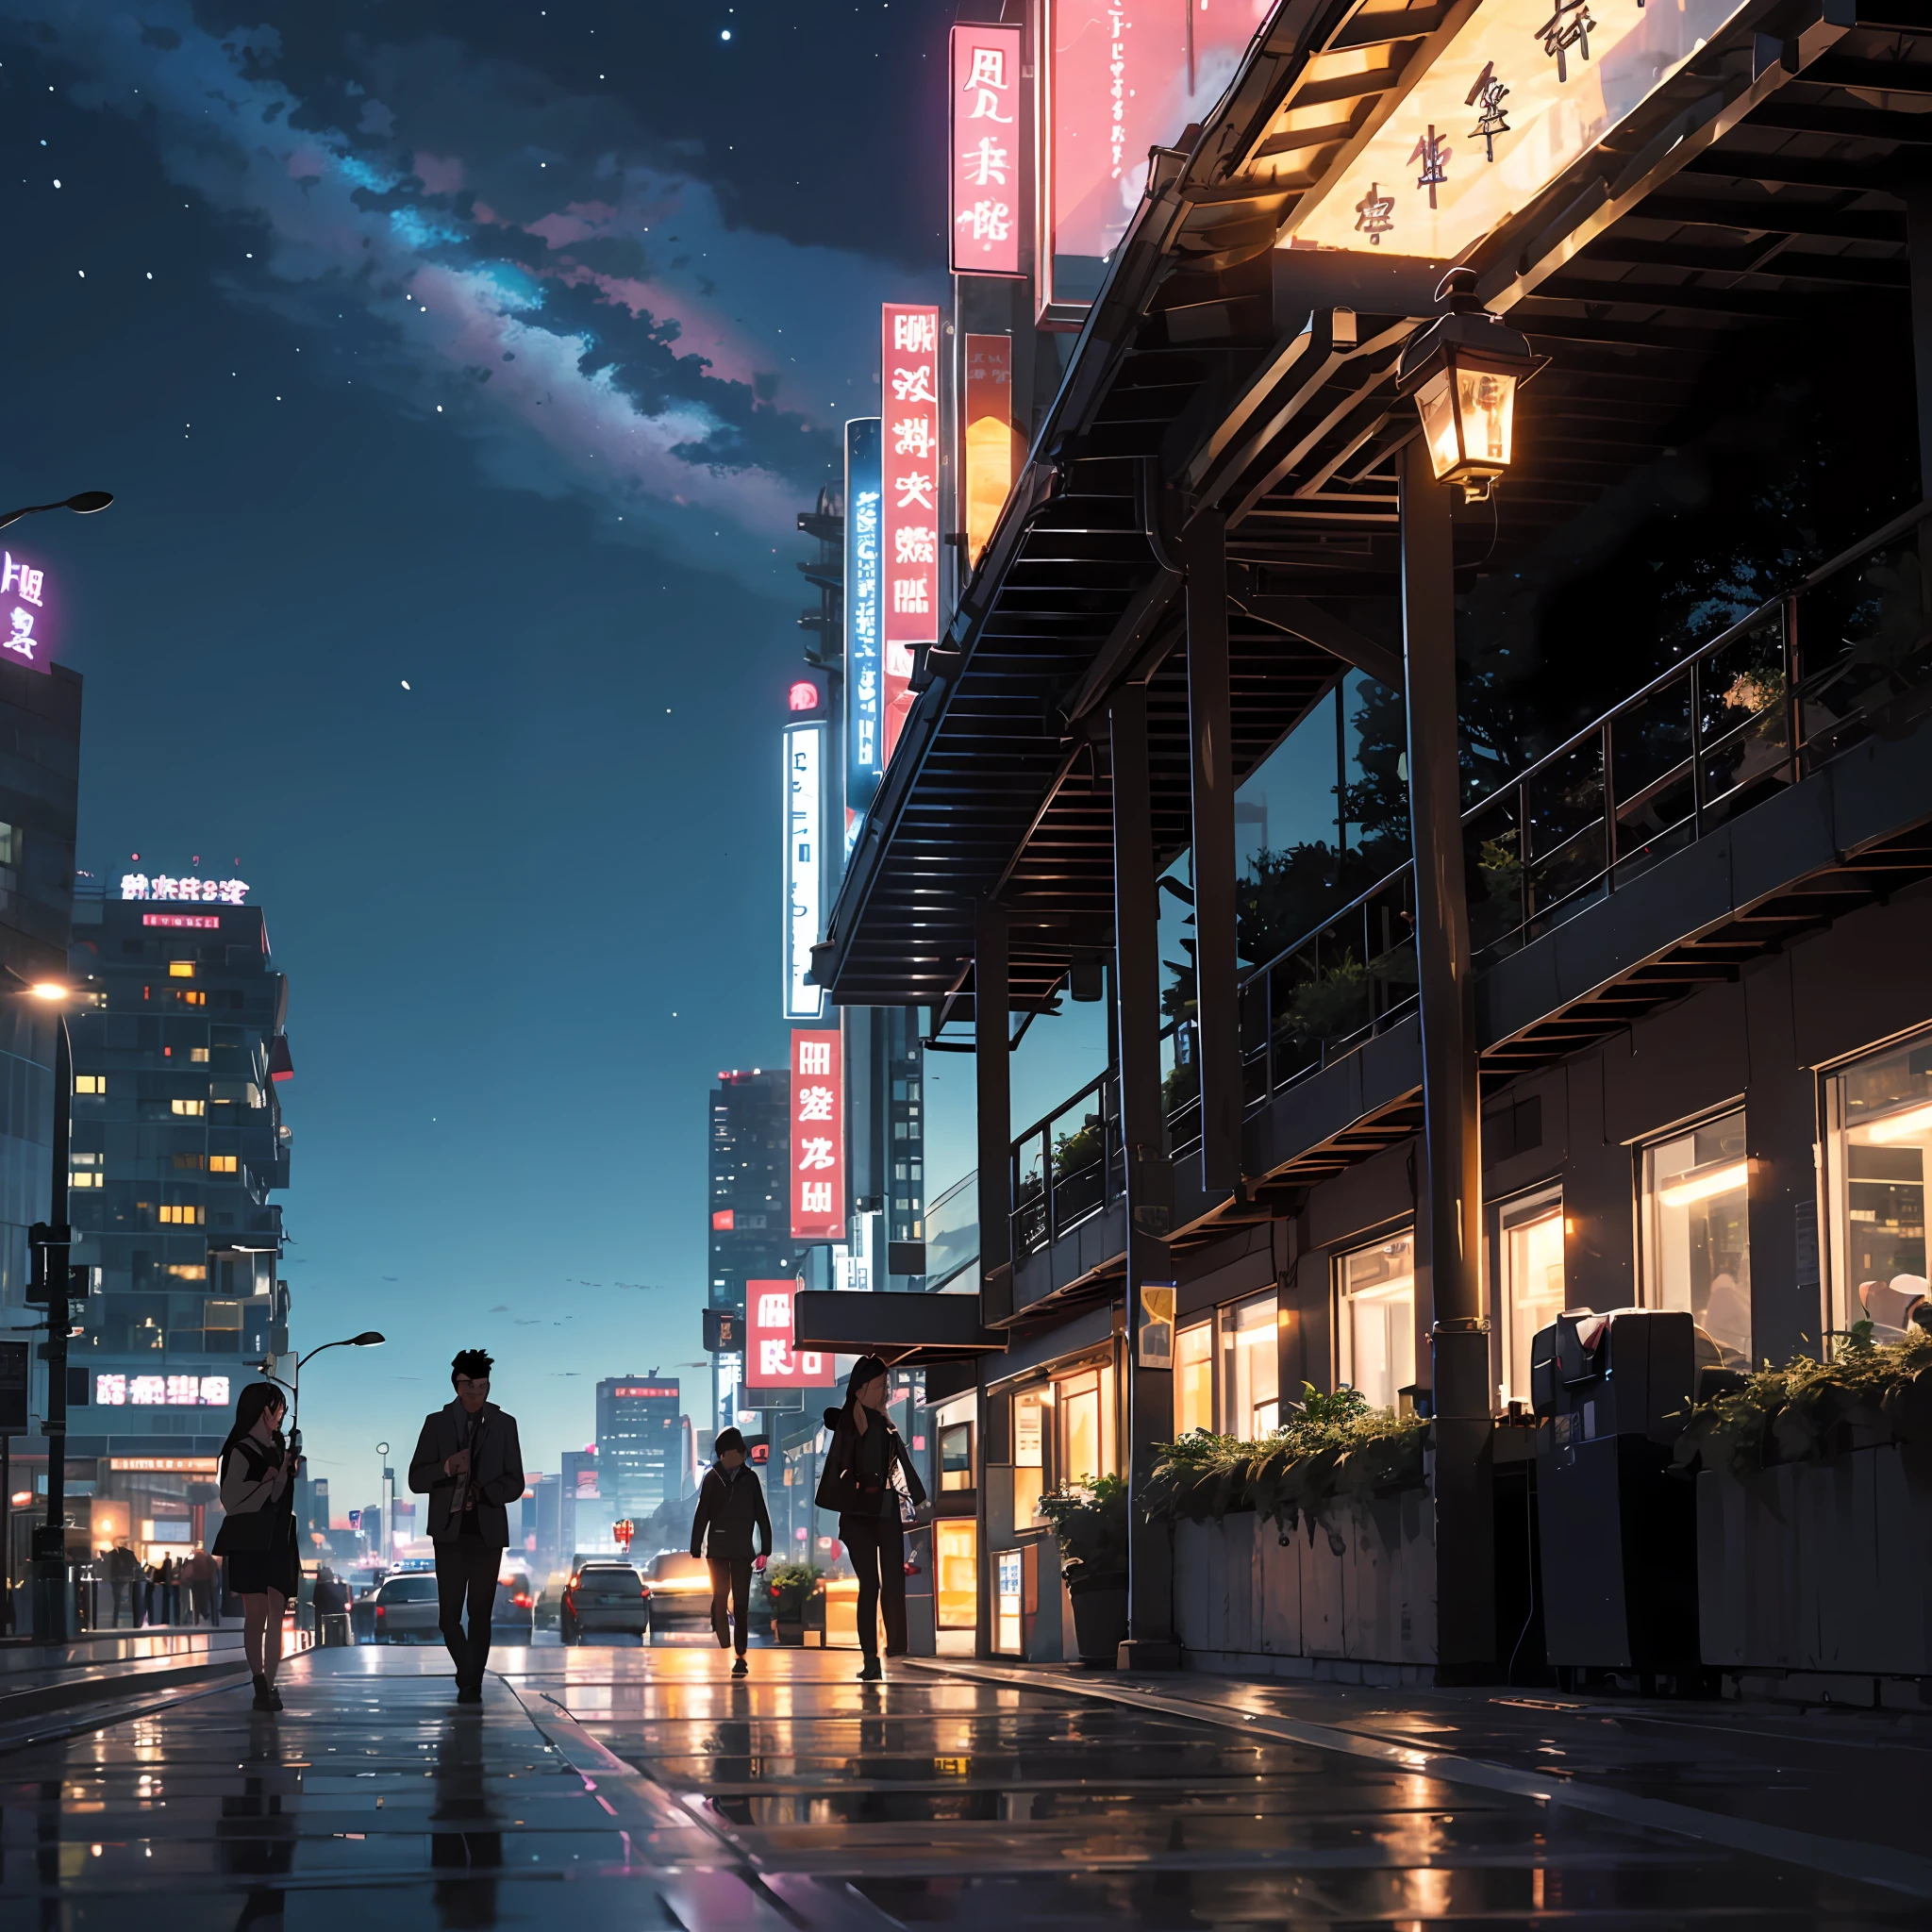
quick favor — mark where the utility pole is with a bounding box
[29,1009,73,1639]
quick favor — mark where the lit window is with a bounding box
[1175,1322,1213,1437]
[168,960,194,978]
[177,991,207,1007]
[1055,1366,1110,1487]
[1641,1110,1751,1367]
[209,1154,238,1174]
[1216,1293,1279,1437]
[939,1421,974,1492]
[1825,1033,1932,1346]
[171,1099,206,1117]
[75,1074,105,1095]
[164,1263,207,1281]
[70,1169,103,1188]
[1012,1388,1045,1525]
[1339,1232,1416,1413]
[1501,1196,1569,1407]
[190,1047,209,1063]
[158,1204,205,1225]
[171,1154,206,1172]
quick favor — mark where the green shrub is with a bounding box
[760,1560,822,1616]
[1144,1384,1427,1554]
[1674,1327,1932,1482]
[1037,1473,1128,1592]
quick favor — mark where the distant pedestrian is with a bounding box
[105,1541,140,1627]
[141,1558,158,1627]
[408,1348,525,1706]
[182,1546,217,1625]
[159,1554,179,1624]
[690,1427,772,1677]
[815,1355,927,1681]
[212,1380,299,1711]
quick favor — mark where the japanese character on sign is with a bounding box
[1408,125,1451,209]
[759,1339,791,1378]
[956,199,1013,244]
[891,416,936,458]
[798,1137,837,1172]
[894,526,937,565]
[959,136,1009,187]
[1355,181,1395,246]
[966,45,1008,92]
[800,1181,833,1215]
[799,1040,831,1076]
[1534,0,1594,82]
[797,1085,836,1122]
[757,1290,791,1328]
[1466,63,1511,161]
[891,363,937,405]
[891,578,930,615]
[891,311,937,355]
[894,472,935,510]
[2,553,44,606]
[3,608,36,660]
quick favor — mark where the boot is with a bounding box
[858,1657,883,1683]
[251,1673,275,1712]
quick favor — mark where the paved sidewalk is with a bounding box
[2,1641,1927,1927]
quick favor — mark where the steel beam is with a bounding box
[1109,682,1180,1670]
[1398,436,1494,1674]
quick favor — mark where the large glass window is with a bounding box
[1827,1033,1932,1340]
[1175,1321,1213,1437]
[1500,1195,1568,1407]
[1012,1388,1044,1525]
[1217,1292,1279,1438]
[1641,1110,1751,1366]
[1339,1231,1416,1412]
[1058,1367,1105,1486]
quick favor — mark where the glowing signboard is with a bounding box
[1283,0,1755,258]
[788,680,823,713]
[0,549,52,673]
[612,1386,678,1399]
[880,304,941,767]
[746,1278,827,1387]
[1041,1,1262,314]
[95,1374,231,1407]
[963,334,1019,567]
[783,720,827,1023]
[789,1027,846,1241]
[951,23,1024,276]
[122,874,250,904]
[142,914,222,930]
[844,416,884,825]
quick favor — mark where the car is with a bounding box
[558,1562,650,1644]
[369,1571,441,1643]
[638,1550,714,1628]
[493,1570,536,1644]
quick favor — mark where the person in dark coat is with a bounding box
[212,1381,299,1709]
[690,1427,773,1676]
[814,1355,927,1681]
[407,1348,526,1706]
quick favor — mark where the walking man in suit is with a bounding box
[408,1348,525,1705]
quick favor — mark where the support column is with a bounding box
[1398,436,1493,1674]
[1904,185,1932,502]
[1110,683,1179,1670]
[1185,508,1241,1197]
[974,900,1012,1325]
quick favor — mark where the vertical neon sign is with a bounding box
[843,416,883,830]
[951,23,1024,276]
[782,720,827,1022]
[880,303,941,770]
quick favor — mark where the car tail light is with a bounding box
[375,1606,386,1619]
[640,1585,651,1599]
[512,1594,530,1607]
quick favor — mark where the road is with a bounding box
[3,1638,1929,1926]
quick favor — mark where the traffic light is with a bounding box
[703,1308,742,1352]
[25,1222,71,1305]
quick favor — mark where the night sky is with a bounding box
[0,1,951,1504]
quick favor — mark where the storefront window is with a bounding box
[1827,1033,1932,1341]
[939,1422,974,1492]
[1641,1110,1751,1366]
[1175,1321,1213,1437]
[1217,1291,1279,1438]
[1339,1231,1416,1412]
[1058,1368,1105,1486]
[935,1519,976,1630]
[1012,1388,1045,1524]
[1501,1197,1567,1407]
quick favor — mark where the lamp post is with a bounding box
[375,1441,391,1563]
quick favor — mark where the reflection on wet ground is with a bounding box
[2,1642,1928,1927]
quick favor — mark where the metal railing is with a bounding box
[1009,501,1932,1259]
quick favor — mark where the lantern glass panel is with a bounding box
[1455,360,1516,471]
[1415,371,1461,482]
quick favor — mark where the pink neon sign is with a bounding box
[0,550,52,675]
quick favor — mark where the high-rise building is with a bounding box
[560,1446,599,1559]
[61,886,291,1559]
[708,1069,794,1430]
[595,1375,680,1522]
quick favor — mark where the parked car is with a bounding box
[370,1571,441,1643]
[559,1562,650,1644]
[493,1570,536,1645]
[534,1576,567,1631]
[639,1551,714,1629]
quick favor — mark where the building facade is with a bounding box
[594,1375,680,1524]
[708,1068,794,1431]
[61,888,291,1567]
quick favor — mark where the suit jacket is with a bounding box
[408,1400,525,1547]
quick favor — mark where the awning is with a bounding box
[792,1291,1007,1367]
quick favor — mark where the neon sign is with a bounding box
[844,417,884,824]
[783,720,827,1022]
[788,681,823,713]
[95,1374,232,1407]
[122,874,250,904]
[880,304,941,768]
[0,549,53,674]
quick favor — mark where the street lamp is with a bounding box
[0,491,114,533]
[376,1441,391,1563]
[1397,268,1542,503]
[255,1332,386,1443]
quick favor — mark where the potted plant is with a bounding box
[1038,1474,1129,1664]
[761,1560,821,1646]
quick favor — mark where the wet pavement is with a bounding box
[2,1639,1928,1927]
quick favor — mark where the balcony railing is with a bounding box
[1010,501,1932,1262]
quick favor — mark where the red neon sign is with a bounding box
[142,914,221,930]
[950,25,1024,276]
[880,303,941,769]
[711,1208,735,1232]
[788,680,822,713]
[747,1279,826,1388]
[788,1028,845,1241]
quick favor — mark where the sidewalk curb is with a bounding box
[905,1657,1932,1903]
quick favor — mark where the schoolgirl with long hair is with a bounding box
[213,1380,298,1710]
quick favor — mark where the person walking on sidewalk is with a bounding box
[104,1541,140,1626]
[690,1426,772,1677]
[158,1554,179,1625]
[212,1381,300,1711]
[182,1545,218,1625]
[408,1348,525,1707]
[815,1355,927,1682]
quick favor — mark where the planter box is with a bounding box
[1697,1442,1932,1676]
[1173,1490,1437,1677]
